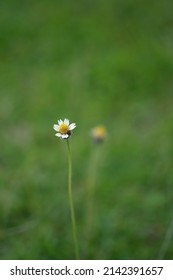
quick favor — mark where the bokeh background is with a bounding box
[1,0,173,259]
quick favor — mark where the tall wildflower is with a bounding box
[53,118,79,259]
[84,125,107,256]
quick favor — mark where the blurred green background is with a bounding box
[0,0,173,259]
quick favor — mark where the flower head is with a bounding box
[53,118,76,139]
[91,125,107,143]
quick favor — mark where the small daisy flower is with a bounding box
[53,118,76,139]
[91,125,107,143]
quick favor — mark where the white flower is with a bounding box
[53,118,76,139]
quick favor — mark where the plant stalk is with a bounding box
[66,139,80,259]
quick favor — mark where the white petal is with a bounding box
[53,124,59,131]
[64,118,69,125]
[61,134,69,139]
[69,123,76,130]
[58,119,63,125]
[55,132,61,137]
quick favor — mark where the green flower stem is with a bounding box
[87,145,101,198]
[66,139,80,259]
[84,145,101,250]
[158,217,173,259]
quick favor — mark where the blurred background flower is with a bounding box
[91,125,107,143]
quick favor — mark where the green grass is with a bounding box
[0,0,173,259]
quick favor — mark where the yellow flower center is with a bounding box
[91,125,106,142]
[93,126,106,138]
[59,123,69,134]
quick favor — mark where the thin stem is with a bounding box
[83,144,101,255]
[86,145,101,217]
[158,218,173,259]
[66,139,80,259]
